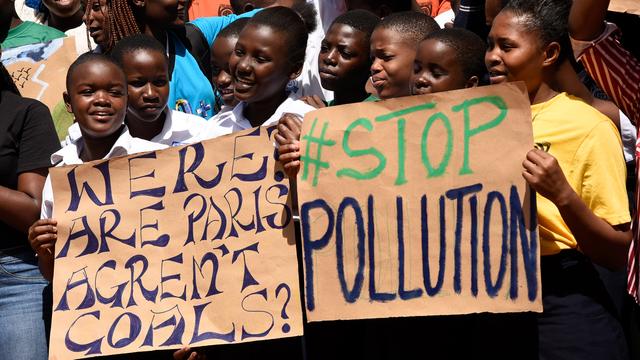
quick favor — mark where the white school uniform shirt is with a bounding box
[62,109,207,149]
[41,126,168,219]
[198,93,316,141]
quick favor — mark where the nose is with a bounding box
[485,46,501,69]
[323,48,338,66]
[370,57,383,75]
[93,91,111,106]
[235,55,252,78]
[413,71,429,90]
[142,84,159,102]
[216,70,232,88]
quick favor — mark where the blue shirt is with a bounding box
[190,9,260,47]
[168,31,216,118]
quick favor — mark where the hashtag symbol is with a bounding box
[300,118,336,187]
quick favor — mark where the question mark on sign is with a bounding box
[275,283,292,333]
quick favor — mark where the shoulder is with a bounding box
[281,96,317,118]
[1,92,50,121]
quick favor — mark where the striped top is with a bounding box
[573,23,640,303]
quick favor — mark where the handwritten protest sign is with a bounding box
[298,82,541,322]
[48,127,302,359]
[1,37,77,111]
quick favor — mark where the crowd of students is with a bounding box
[1,0,640,359]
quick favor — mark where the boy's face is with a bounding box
[318,23,370,92]
[411,39,469,95]
[122,49,170,124]
[64,61,127,139]
[370,28,416,99]
[211,35,238,107]
[145,0,184,27]
[230,24,296,104]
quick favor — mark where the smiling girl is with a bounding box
[486,0,631,357]
[201,4,317,138]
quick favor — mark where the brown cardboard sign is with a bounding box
[48,126,302,358]
[297,83,542,322]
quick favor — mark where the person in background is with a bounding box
[411,27,486,95]
[210,18,249,113]
[0,20,61,360]
[302,9,379,108]
[1,0,64,49]
[369,11,439,100]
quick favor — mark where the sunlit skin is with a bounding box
[211,35,239,107]
[122,49,170,141]
[63,60,127,147]
[485,10,558,104]
[411,38,477,95]
[370,27,416,99]
[229,24,300,126]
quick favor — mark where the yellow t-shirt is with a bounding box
[532,92,630,256]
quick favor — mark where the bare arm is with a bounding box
[523,149,630,270]
[569,0,609,41]
[0,168,48,234]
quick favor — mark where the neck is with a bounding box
[146,26,168,48]
[80,125,124,162]
[244,90,288,127]
[333,84,369,106]
[529,74,559,105]
[553,60,593,102]
[48,10,84,32]
[125,111,166,141]
[10,16,23,30]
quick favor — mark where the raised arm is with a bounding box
[569,0,609,41]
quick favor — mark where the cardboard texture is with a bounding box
[297,83,542,322]
[48,126,302,358]
[2,37,76,112]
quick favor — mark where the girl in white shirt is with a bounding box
[200,4,318,139]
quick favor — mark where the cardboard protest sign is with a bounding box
[297,82,541,322]
[48,126,302,359]
[1,37,77,111]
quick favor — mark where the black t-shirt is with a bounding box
[0,90,61,249]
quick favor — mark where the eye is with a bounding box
[413,62,421,74]
[256,56,270,64]
[234,48,245,57]
[320,42,329,53]
[153,79,167,87]
[129,80,146,88]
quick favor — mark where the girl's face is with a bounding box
[144,0,185,28]
[84,0,109,48]
[211,35,238,107]
[369,28,416,99]
[64,61,127,139]
[43,0,82,17]
[485,11,546,94]
[411,38,470,95]
[122,49,170,124]
[229,24,297,104]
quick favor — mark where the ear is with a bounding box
[63,91,73,114]
[465,76,479,88]
[542,41,561,68]
[243,3,255,12]
[289,62,303,80]
[131,0,145,8]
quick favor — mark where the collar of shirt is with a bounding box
[51,126,167,166]
[215,92,315,131]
